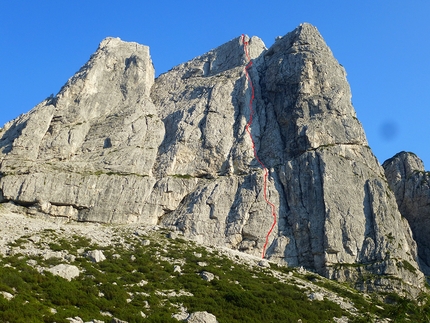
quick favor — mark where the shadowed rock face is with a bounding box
[0,24,425,295]
[383,152,430,275]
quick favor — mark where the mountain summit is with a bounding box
[1,23,428,297]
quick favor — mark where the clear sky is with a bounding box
[1,1,429,169]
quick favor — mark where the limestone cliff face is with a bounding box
[0,24,425,295]
[0,37,163,223]
[383,152,430,275]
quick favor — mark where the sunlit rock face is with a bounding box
[0,24,426,296]
[383,151,430,275]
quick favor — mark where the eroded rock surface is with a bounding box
[0,24,425,295]
[383,152,430,274]
[0,37,162,224]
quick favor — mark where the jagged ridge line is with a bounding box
[241,35,277,259]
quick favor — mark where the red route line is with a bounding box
[241,34,277,259]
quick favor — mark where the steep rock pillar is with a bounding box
[261,24,424,296]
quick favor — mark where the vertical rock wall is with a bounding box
[383,152,430,275]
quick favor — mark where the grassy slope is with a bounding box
[0,216,429,322]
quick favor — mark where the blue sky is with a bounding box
[1,1,429,169]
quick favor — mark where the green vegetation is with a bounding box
[399,260,417,273]
[1,229,430,322]
[308,277,430,322]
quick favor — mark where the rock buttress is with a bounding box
[383,151,430,275]
[0,37,164,223]
[260,24,424,296]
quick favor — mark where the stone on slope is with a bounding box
[185,311,218,323]
[383,151,430,274]
[86,250,106,263]
[47,264,80,281]
[200,271,215,282]
[0,291,14,301]
[111,318,128,323]
[66,317,84,323]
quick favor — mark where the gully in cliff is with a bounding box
[241,34,277,259]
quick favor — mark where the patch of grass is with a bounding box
[71,235,92,250]
[387,233,395,242]
[1,229,430,322]
[400,260,417,273]
[315,279,386,318]
[7,237,28,248]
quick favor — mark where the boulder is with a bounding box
[47,264,80,281]
[186,311,218,323]
[141,239,151,246]
[0,291,14,300]
[86,250,106,263]
[258,259,270,268]
[308,292,324,301]
[200,271,215,282]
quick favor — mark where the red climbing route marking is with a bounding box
[241,34,277,259]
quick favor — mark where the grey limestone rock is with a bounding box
[66,317,84,323]
[0,24,426,295]
[0,37,163,224]
[258,259,270,268]
[172,304,189,321]
[141,239,151,246]
[257,24,423,296]
[86,249,106,263]
[0,291,14,301]
[308,292,324,301]
[185,311,218,323]
[111,318,128,323]
[383,151,430,274]
[47,264,80,281]
[200,271,215,282]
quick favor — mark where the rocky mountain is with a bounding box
[0,23,428,298]
[383,152,430,275]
